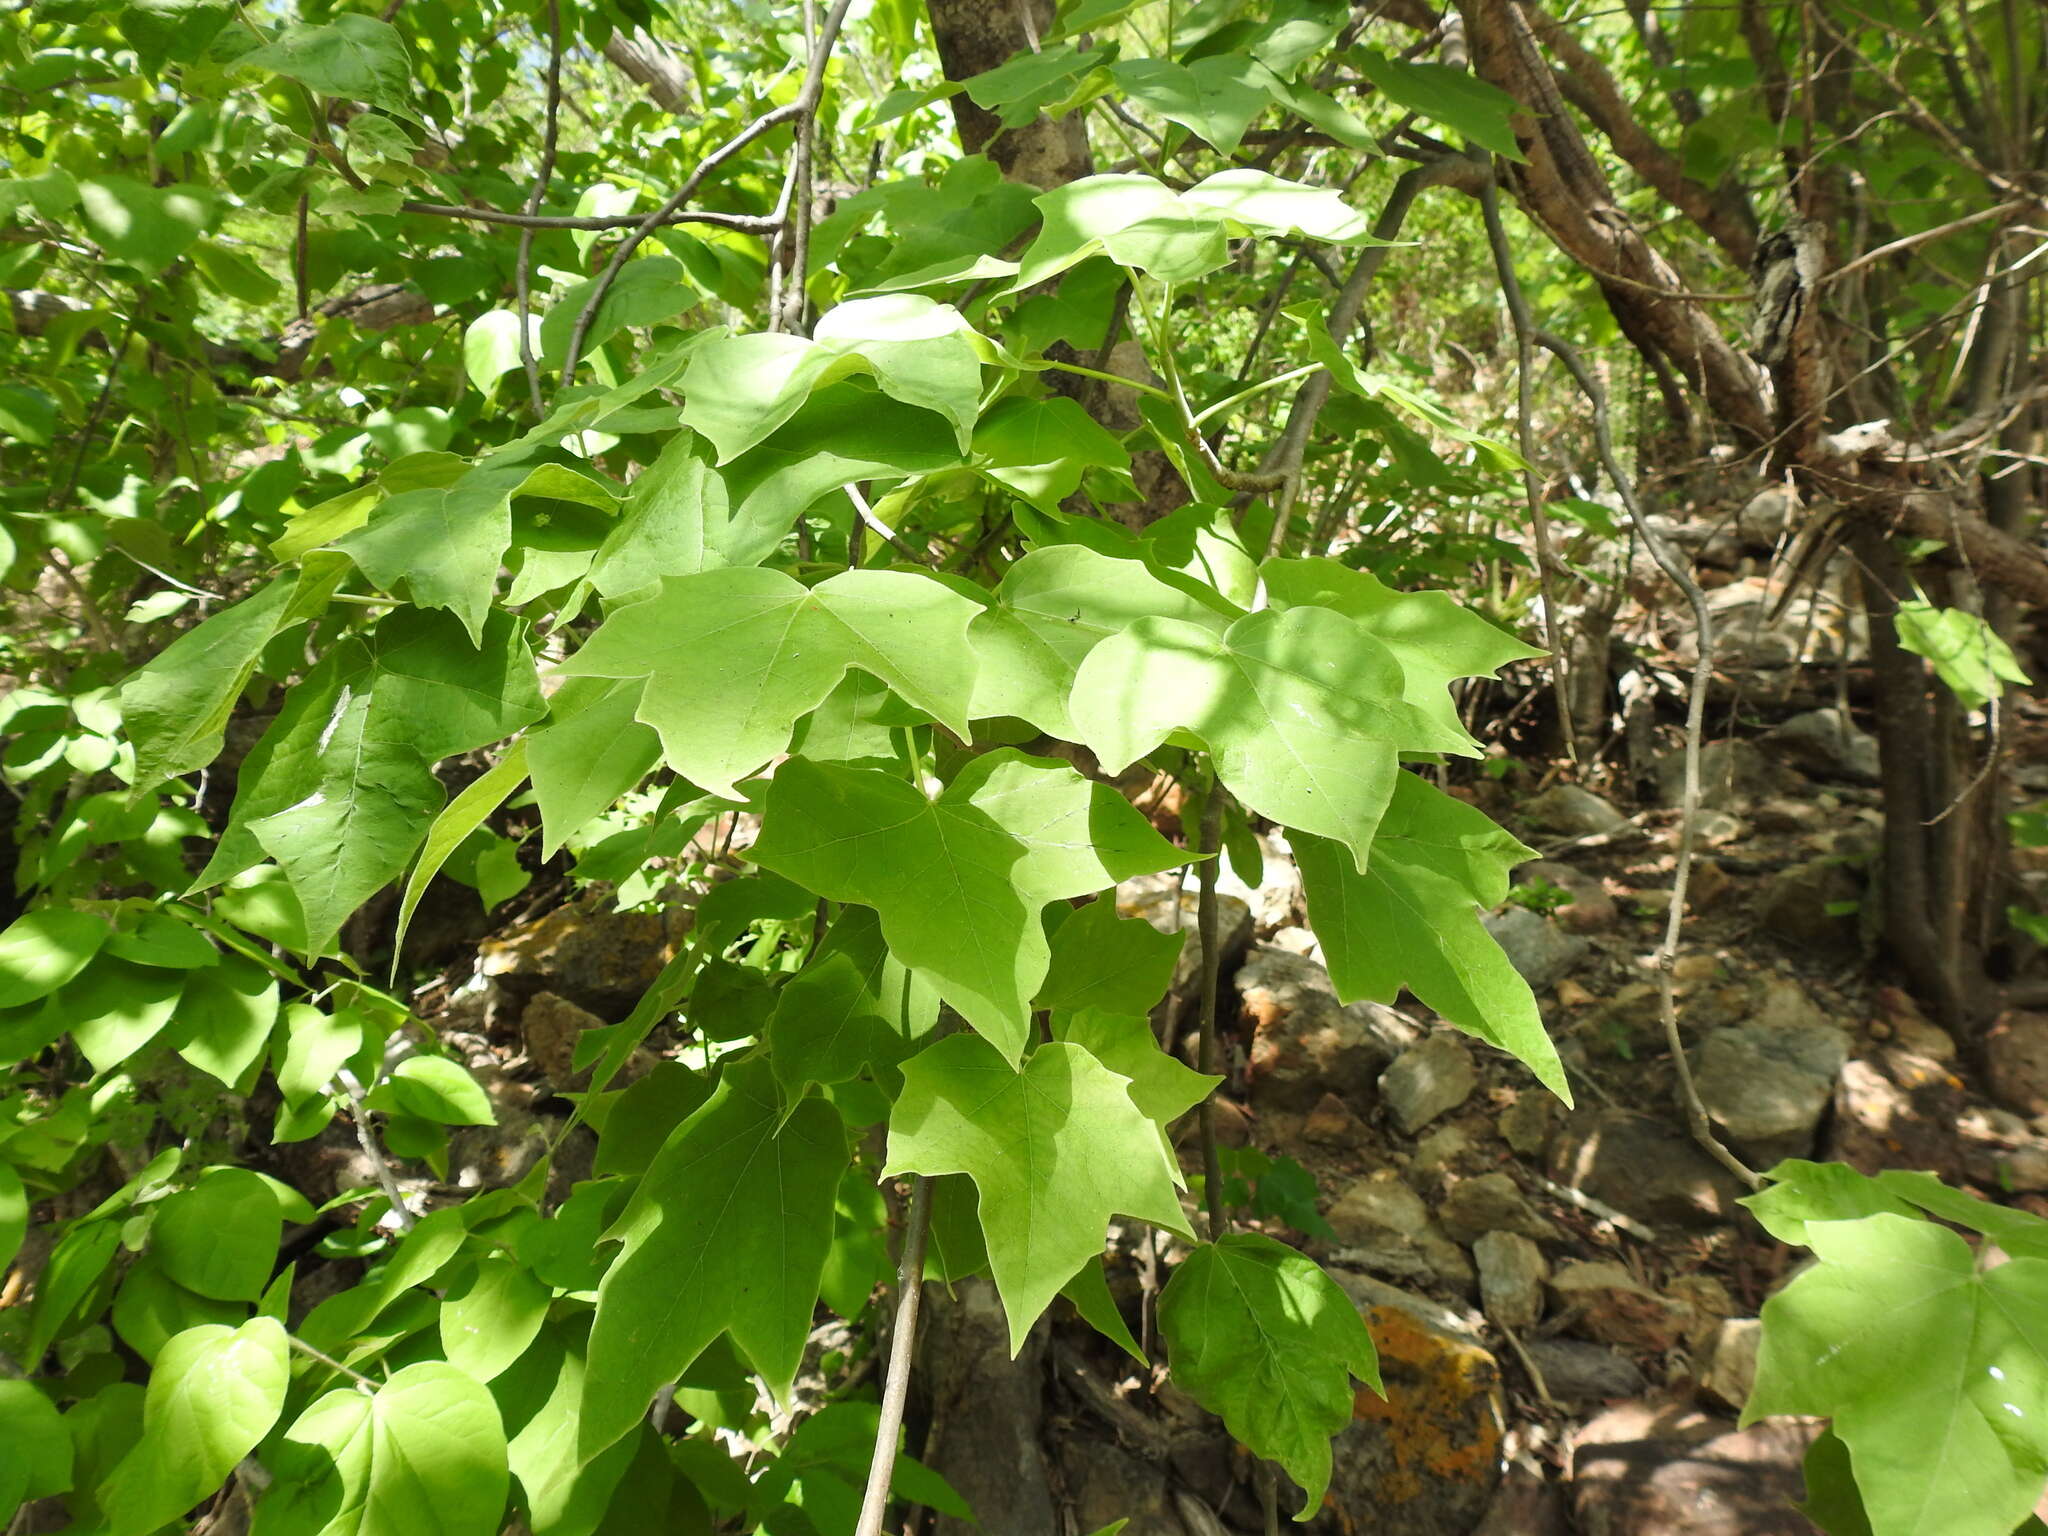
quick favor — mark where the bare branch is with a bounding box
[516,0,564,417]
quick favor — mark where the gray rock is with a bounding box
[1519,860,1616,935]
[1701,1318,1762,1411]
[1380,1034,1477,1135]
[1500,1092,1561,1158]
[1237,947,1418,1114]
[1548,1108,1748,1229]
[1653,738,1804,812]
[1764,707,1880,783]
[1756,859,1861,951]
[1474,1231,1547,1330]
[1570,1401,1820,1536]
[1738,486,1795,545]
[1328,1172,1473,1288]
[1439,1172,1561,1245]
[1520,1339,1646,1404]
[1986,1011,2048,1117]
[1692,1023,1847,1157]
[1482,907,1590,992]
[1520,784,1630,838]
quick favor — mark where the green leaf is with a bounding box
[681,295,985,462]
[113,1257,246,1363]
[1740,1159,1921,1247]
[1895,598,2031,711]
[1159,1233,1380,1519]
[1053,1009,1219,1167]
[337,456,613,644]
[0,1161,24,1274]
[501,1325,640,1536]
[526,678,664,857]
[369,1056,496,1126]
[1293,774,1567,1100]
[883,1033,1191,1351]
[1261,559,1544,746]
[276,1003,364,1105]
[1011,174,1230,291]
[767,905,940,1102]
[971,396,1132,515]
[77,176,216,275]
[0,908,109,1008]
[242,14,419,120]
[753,751,1182,1062]
[1745,1213,2048,1536]
[396,740,529,957]
[539,257,696,366]
[0,385,56,446]
[441,1257,550,1383]
[252,1362,509,1536]
[26,1219,119,1363]
[201,607,545,952]
[0,1379,71,1523]
[101,1318,290,1536]
[555,566,981,798]
[63,957,186,1073]
[968,544,1233,737]
[1038,896,1186,1017]
[1355,53,1526,161]
[152,1167,283,1301]
[171,951,279,1087]
[1061,1255,1146,1363]
[1071,606,1470,870]
[584,430,731,601]
[463,309,536,396]
[582,1058,847,1458]
[1110,56,1269,153]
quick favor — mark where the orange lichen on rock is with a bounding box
[1349,1305,1502,1505]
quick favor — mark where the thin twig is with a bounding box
[286,1333,379,1394]
[845,484,919,561]
[1479,173,1578,763]
[854,1173,933,1536]
[515,0,564,417]
[343,1080,418,1230]
[399,199,778,233]
[559,0,856,393]
[776,0,821,336]
[1529,331,1759,1191]
[1195,779,1228,1239]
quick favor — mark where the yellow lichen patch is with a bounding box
[1350,1306,1503,1504]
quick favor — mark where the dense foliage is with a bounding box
[1,0,2044,1532]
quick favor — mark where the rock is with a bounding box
[1055,1439,1184,1536]
[1550,1262,1694,1352]
[1520,784,1631,838]
[1319,1284,1502,1536]
[1328,1172,1473,1289]
[1471,1460,1569,1536]
[1570,1400,1821,1536]
[1765,707,1881,784]
[1380,1035,1477,1135]
[1500,1091,1561,1158]
[1439,1173,1561,1245]
[1827,1054,1969,1181]
[1520,860,1617,934]
[1958,1105,2048,1192]
[1737,486,1795,545]
[1521,1339,1646,1404]
[1303,1091,1367,1147]
[1693,809,1747,846]
[1752,796,1823,834]
[1653,739,1804,812]
[1688,859,1735,912]
[1237,948,1417,1115]
[478,905,673,1016]
[1122,877,1252,995]
[1754,977,1835,1034]
[1481,907,1591,991]
[1756,859,1861,951]
[519,990,606,1087]
[1701,1318,1762,1410]
[1549,1108,1748,1229]
[1987,1012,2048,1116]
[1474,1232,1547,1330]
[1691,1023,1847,1160]
[1873,986,1956,1059]
[1408,1123,1478,1177]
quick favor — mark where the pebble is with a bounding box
[1380,1034,1478,1135]
[1474,1231,1547,1330]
